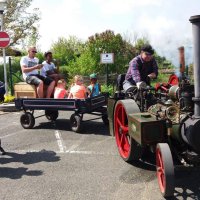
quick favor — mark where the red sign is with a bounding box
[0,31,10,48]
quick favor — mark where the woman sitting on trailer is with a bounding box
[54,79,68,99]
[68,75,88,99]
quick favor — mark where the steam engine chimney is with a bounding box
[189,15,200,118]
[178,46,185,75]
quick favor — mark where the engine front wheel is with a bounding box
[114,100,142,162]
[156,143,174,198]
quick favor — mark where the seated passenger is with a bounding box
[54,79,68,99]
[20,47,55,98]
[87,73,101,97]
[41,51,64,84]
[68,75,87,99]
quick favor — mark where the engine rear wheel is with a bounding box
[114,99,141,162]
[20,112,35,129]
[156,143,174,198]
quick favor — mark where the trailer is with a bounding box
[15,93,108,133]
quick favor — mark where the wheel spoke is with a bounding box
[119,133,124,147]
[123,135,130,152]
[116,117,123,128]
[157,151,164,169]
[121,107,125,126]
[116,118,128,133]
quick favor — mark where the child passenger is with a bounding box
[87,73,101,97]
[68,75,87,99]
[54,79,68,99]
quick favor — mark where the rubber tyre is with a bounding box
[70,114,81,133]
[45,110,59,121]
[102,114,109,126]
[156,143,175,198]
[20,112,35,129]
[114,99,142,162]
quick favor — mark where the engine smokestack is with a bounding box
[178,46,185,74]
[189,15,200,118]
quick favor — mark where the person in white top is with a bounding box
[41,51,64,84]
[20,47,55,98]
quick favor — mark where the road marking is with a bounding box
[6,149,118,156]
[55,130,66,153]
[65,150,117,155]
[0,132,19,139]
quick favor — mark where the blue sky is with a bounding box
[31,0,200,66]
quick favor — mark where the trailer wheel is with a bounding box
[114,100,142,162]
[156,143,174,198]
[20,112,35,129]
[45,110,58,121]
[70,114,81,132]
[102,114,109,126]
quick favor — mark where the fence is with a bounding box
[82,74,118,86]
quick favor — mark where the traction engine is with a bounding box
[107,15,200,197]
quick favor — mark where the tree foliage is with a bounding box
[4,0,40,48]
[50,30,174,78]
[87,30,136,74]
[51,36,84,66]
[67,49,96,75]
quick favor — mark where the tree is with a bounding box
[3,0,40,48]
[51,36,84,66]
[87,30,136,74]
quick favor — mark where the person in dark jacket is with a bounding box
[0,81,5,101]
[124,44,158,89]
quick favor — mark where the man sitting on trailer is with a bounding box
[123,44,158,90]
[20,47,55,98]
[41,51,65,85]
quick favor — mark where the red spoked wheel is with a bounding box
[114,100,141,162]
[156,143,174,198]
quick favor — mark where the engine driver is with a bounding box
[123,44,158,90]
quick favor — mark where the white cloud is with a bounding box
[30,0,199,65]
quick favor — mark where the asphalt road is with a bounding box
[0,110,200,200]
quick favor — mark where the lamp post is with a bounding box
[0,0,8,95]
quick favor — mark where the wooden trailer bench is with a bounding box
[14,82,37,98]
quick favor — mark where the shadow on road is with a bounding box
[0,150,60,179]
[0,167,43,179]
[0,150,60,165]
[33,118,110,136]
[172,167,200,200]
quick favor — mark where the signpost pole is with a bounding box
[0,9,8,95]
[106,64,108,86]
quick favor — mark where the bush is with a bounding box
[101,84,114,96]
[3,94,15,103]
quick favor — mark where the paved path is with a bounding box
[0,110,200,200]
